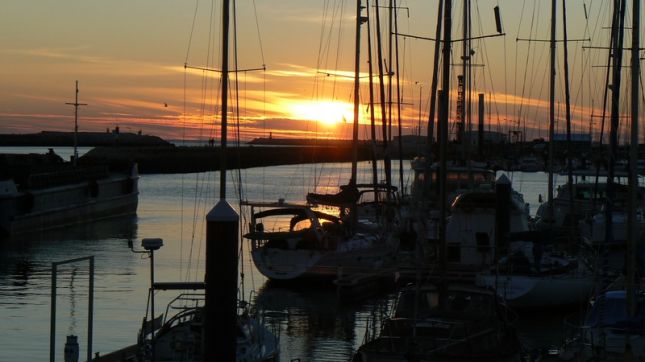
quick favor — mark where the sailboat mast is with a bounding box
[547,0,556,220]
[460,0,469,164]
[627,0,639,318]
[205,1,240,361]
[351,0,364,186]
[375,0,392,191]
[219,0,230,200]
[427,0,443,153]
[425,0,444,196]
[561,0,575,244]
[65,81,87,167]
[439,0,452,273]
[394,0,404,194]
[464,0,474,188]
[606,0,626,249]
[593,3,618,211]
[366,0,380,189]
[388,0,393,143]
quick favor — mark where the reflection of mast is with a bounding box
[68,268,78,335]
[65,81,87,167]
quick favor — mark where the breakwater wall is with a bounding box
[79,145,379,174]
[0,131,170,147]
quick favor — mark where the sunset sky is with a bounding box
[0,1,640,142]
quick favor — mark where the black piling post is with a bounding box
[478,93,484,158]
[495,174,511,263]
[205,200,239,362]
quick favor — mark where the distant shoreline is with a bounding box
[0,131,170,147]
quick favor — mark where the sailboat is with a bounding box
[475,0,598,309]
[94,1,278,361]
[535,177,645,231]
[557,0,645,358]
[355,2,521,360]
[442,174,529,269]
[578,204,645,249]
[559,287,645,360]
[132,291,278,362]
[353,283,520,362]
[406,0,506,261]
[442,174,594,308]
[243,0,398,282]
[0,82,139,237]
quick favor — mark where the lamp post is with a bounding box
[129,238,163,361]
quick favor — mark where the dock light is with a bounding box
[128,238,163,361]
[142,238,164,251]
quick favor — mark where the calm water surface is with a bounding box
[0,147,584,361]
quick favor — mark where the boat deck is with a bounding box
[91,344,137,362]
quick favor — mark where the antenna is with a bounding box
[494,6,503,34]
[65,81,88,167]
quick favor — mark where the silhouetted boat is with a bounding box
[243,200,397,281]
[136,293,278,362]
[559,289,645,360]
[353,284,521,361]
[0,151,138,237]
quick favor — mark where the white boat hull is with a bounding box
[251,241,396,281]
[476,273,595,308]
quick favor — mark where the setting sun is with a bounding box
[288,100,354,126]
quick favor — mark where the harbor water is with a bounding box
[0,146,593,361]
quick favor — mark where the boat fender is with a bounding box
[124,179,135,194]
[89,179,99,197]
[0,180,18,196]
[18,193,35,213]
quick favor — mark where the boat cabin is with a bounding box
[243,203,344,252]
[444,191,530,268]
[410,157,495,203]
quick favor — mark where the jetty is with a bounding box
[78,144,376,174]
[0,131,169,147]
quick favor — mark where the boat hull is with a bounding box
[251,243,396,281]
[476,273,595,308]
[0,173,138,236]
